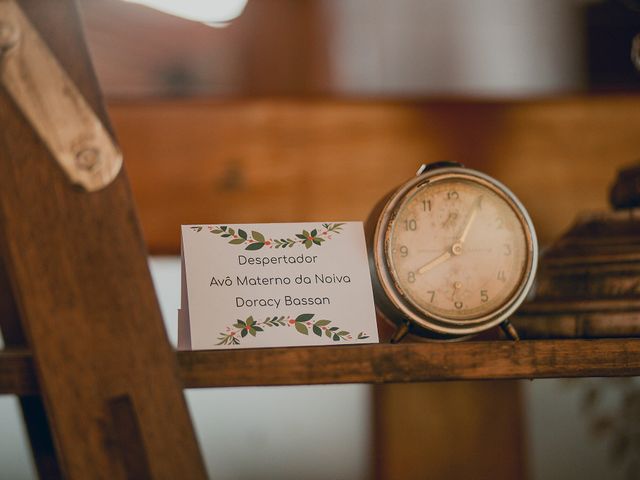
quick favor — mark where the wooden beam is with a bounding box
[3,338,640,395]
[108,96,640,254]
[373,381,524,480]
[0,1,206,478]
[177,339,640,386]
[0,251,61,478]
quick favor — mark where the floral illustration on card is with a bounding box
[216,313,370,346]
[190,223,345,250]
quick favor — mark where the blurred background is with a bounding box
[2,0,640,478]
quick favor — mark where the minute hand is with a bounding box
[458,196,482,243]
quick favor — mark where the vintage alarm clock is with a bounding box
[367,162,538,341]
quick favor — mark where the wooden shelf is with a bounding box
[3,338,640,395]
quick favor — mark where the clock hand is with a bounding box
[458,196,482,244]
[418,197,483,275]
[417,250,452,274]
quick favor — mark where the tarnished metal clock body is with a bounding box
[368,163,538,340]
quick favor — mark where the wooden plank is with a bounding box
[177,339,640,386]
[373,381,524,480]
[4,338,640,394]
[0,1,206,479]
[0,253,61,478]
[108,96,640,254]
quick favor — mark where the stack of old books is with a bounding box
[513,164,640,339]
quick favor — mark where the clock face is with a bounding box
[386,175,529,322]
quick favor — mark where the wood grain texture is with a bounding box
[4,338,640,395]
[0,1,206,478]
[0,256,61,478]
[177,339,640,386]
[108,96,640,254]
[374,381,524,480]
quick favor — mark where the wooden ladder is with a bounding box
[0,0,207,478]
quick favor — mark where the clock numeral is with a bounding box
[481,290,489,303]
[399,245,409,257]
[427,290,435,302]
[422,199,431,212]
[447,191,459,200]
[408,272,416,283]
[404,219,417,231]
[454,301,463,310]
[503,244,512,256]
[497,270,506,282]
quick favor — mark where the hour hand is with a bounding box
[417,250,452,274]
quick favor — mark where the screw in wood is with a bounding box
[75,148,101,172]
[0,21,19,55]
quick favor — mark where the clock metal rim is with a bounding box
[372,166,538,337]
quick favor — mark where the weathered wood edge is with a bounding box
[177,339,640,386]
[4,338,640,395]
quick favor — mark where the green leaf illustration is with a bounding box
[296,314,314,323]
[229,238,245,245]
[238,229,248,240]
[252,231,265,243]
[245,242,265,251]
[295,323,309,335]
[217,314,365,345]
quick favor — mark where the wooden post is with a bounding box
[0,1,207,478]
[0,258,62,479]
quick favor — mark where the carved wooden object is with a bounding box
[514,165,640,338]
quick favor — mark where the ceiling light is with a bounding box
[123,0,248,27]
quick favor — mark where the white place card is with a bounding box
[178,222,379,350]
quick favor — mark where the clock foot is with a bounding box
[390,322,410,344]
[500,319,520,341]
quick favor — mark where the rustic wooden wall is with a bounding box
[109,96,640,253]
